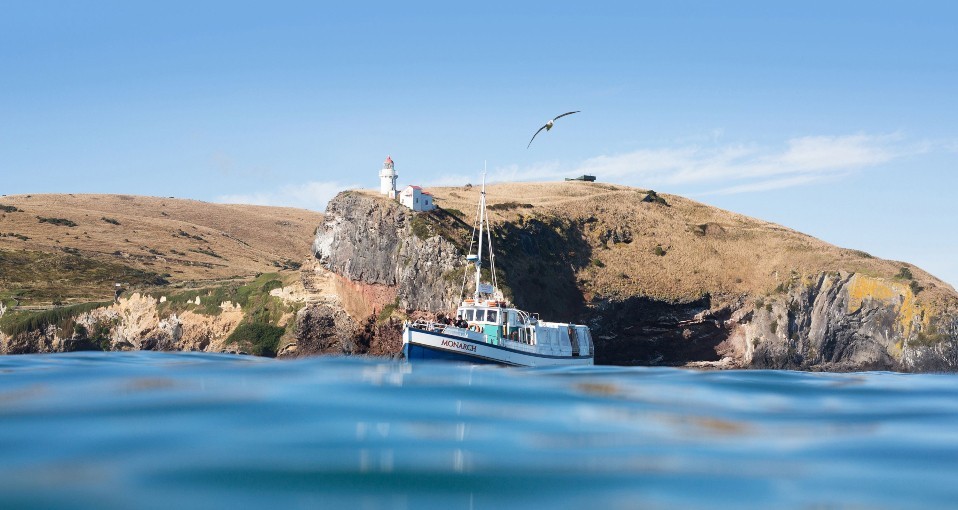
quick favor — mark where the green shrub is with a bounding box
[410,215,431,240]
[101,217,121,225]
[177,229,205,242]
[591,258,606,268]
[378,304,397,322]
[272,259,302,270]
[226,322,285,357]
[261,279,283,293]
[488,202,534,211]
[909,280,924,295]
[653,245,666,256]
[0,204,22,213]
[37,216,77,227]
[642,190,669,206]
[189,248,223,259]
[896,267,913,280]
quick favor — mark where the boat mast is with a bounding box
[474,172,486,300]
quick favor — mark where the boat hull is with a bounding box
[403,326,593,367]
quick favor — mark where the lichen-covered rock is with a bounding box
[731,272,958,371]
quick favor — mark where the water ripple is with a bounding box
[1,352,956,509]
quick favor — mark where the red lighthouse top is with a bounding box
[385,155,393,165]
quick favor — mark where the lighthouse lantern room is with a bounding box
[379,156,398,198]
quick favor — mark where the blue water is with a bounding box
[1,353,957,509]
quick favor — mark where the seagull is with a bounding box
[527,111,580,148]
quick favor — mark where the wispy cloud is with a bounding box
[482,133,929,195]
[217,181,355,211]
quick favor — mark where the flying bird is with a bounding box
[527,111,580,148]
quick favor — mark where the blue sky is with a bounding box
[1,1,956,287]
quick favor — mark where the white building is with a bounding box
[399,185,435,212]
[379,155,398,198]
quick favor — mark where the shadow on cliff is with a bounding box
[589,295,728,366]
[492,216,729,366]
[493,217,591,322]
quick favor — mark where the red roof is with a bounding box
[409,185,422,189]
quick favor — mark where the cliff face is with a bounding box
[313,186,958,372]
[313,192,465,313]
[740,273,958,372]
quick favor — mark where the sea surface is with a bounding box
[1,353,957,509]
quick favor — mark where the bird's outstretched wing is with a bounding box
[527,124,548,149]
[552,111,580,121]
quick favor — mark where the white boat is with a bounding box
[402,176,594,367]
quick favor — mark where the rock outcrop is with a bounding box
[0,293,247,355]
[293,303,360,356]
[737,272,958,372]
[313,191,465,313]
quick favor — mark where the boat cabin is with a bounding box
[456,299,537,346]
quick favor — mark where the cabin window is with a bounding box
[487,310,498,323]
[463,309,474,321]
[475,309,486,322]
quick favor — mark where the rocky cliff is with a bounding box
[312,184,958,372]
[313,191,466,315]
[1,293,244,355]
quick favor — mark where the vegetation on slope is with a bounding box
[0,194,323,295]
[426,181,956,314]
[0,249,167,306]
[0,301,110,337]
[148,272,297,357]
[0,271,299,355]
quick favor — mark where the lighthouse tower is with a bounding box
[379,156,398,199]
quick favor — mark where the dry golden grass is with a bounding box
[408,181,957,311]
[0,194,324,284]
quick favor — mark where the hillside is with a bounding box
[2,185,957,371]
[321,183,958,371]
[0,194,323,306]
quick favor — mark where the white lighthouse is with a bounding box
[379,155,398,199]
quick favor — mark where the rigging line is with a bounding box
[459,183,483,302]
[476,169,487,301]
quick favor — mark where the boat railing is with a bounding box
[406,321,483,341]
